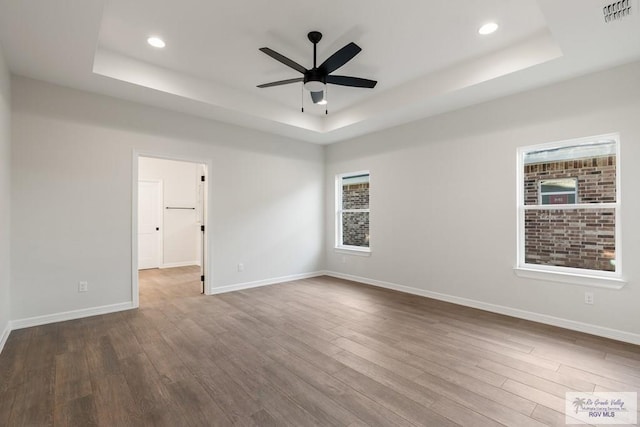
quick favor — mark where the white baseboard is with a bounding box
[325,271,640,346]
[210,271,325,295]
[160,261,200,269]
[0,321,10,354]
[11,301,135,330]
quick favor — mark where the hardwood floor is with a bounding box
[1,266,639,426]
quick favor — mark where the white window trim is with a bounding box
[335,247,372,256]
[335,170,371,254]
[514,267,625,289]
[515,133,623,288]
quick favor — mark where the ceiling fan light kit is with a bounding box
[258,31,377,113]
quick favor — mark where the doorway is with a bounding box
[132,152,211,307]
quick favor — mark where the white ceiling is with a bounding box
[1,0,639,144]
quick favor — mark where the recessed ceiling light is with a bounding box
[478,22,499,35]
[147,37,166,48]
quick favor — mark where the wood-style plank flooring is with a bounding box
[1,266,639,426]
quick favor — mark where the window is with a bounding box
[539,178,577,205]
[336,171,370,252]
[517,134,620,280]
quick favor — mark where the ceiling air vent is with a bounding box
[603,0,634,22]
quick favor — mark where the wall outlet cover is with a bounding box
[584,292,594,305]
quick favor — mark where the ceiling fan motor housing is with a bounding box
[303,68,326,91]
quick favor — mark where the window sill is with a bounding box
[514,267,626,289]
[335,246,371,257]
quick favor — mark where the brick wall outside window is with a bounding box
[524,155,616,271]
[342,183,369,247]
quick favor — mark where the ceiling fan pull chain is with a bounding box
[301,82,304,113]
[325,85,328,115]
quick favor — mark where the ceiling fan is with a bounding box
[257,31,377,110]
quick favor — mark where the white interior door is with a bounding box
[138,180,162,270]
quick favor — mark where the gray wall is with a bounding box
[325,60,640,339]
[0,42,10,343]
[10,77,325,320]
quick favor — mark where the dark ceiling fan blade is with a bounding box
[259,48,307,74]
[326,75,377,88]
[257,77,303,88]
[310,91,324,103]
[319,42,361,74]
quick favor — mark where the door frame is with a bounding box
[137,179,164,270]
[132,149,213,307]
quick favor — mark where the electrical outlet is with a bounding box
[78,281,88,292]
[584,292,594,305]
[237,263,244,272]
